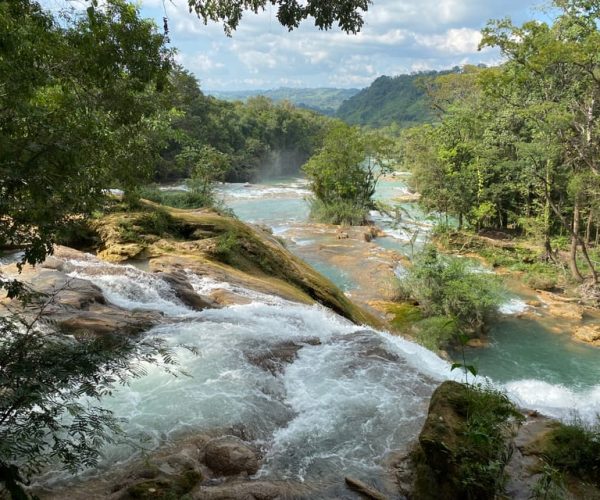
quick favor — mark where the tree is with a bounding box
[481,0,600,285]
[177,145,231,203]
[303,122,395,225]
[186,0,371,34]
[0,0,173,271]
[0,0,176,493]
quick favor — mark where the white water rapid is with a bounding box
[41,256,600,491]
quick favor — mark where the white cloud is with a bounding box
[42,0,541,90]
[415,28,483,54]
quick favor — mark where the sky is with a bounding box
[47,0,551,91]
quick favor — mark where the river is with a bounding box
[33,176,600,496]
[216,175,600,421]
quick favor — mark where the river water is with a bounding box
[34,176,600,495]
[37,257,450,497]
[215,176,600,421]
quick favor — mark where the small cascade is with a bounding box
[38,253,600,491]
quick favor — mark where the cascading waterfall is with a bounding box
[41,256,600,492]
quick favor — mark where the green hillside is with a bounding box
[336,70,457,128]
[208,87,359,116]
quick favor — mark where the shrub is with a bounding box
[413,315,458,351]
[137,186,213,209]
[456,383,523,498]
[541,419,600,486]
[524,271,558,291]
[399,245,504,335]
[308,198,368,226]
[212,230,241,264]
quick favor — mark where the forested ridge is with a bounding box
[335,70,451,128]
[208,87,360,116]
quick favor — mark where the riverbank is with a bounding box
[432,229,600,347]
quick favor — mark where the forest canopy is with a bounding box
[401,0,600,289]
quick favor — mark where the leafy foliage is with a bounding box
[541,419,600,487]
[402,2,600,286]
[0,0,173,269]
[456,384,523,498]
[157,75,331,183]
[303,122,396,225]
[186,0,371,34]
[398,246,504,336]
[0,288,184,492]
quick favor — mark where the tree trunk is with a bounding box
[542,163,556,263]
[569,201,584,282]
[585,212,593,245]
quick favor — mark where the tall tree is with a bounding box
[481,0,600,284]
[0,0,173,270]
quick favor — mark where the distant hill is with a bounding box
[207,87,360,116]
[335,70,458,128]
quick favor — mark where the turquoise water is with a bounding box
[464,318,600,389]
[300,258,357,292]
[228,197,309,227]
[218,176,600,405]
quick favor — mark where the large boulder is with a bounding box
[203,436,259,477]
[245,338,321,375]
[1,264,161,337]
[418,381,469,482]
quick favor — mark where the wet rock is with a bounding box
[29,269,106,309]
[118,473,202,500]
[190,480,283,499]
[502,414,560,499]
[537,291,583,321]
[573,324,600,345]
[159,271,219,310]
[2,266,161,336]
[204,436,259,477]
[99,243,147,263]
[57,306,162,336]
[245,338,321,375]
[466,338,489,348]
[362,226,383,242]
[209,289,253,307]
[337,231,349,240]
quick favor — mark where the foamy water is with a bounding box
[215,179,310,200]
[53,258,600,486]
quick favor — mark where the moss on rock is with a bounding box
[413,381,523,500]
[91,202,380,328]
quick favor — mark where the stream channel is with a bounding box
[37,175,600,497]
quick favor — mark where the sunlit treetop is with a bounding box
[186,0,372,34]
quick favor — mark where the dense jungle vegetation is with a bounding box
[400,4,600,293]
